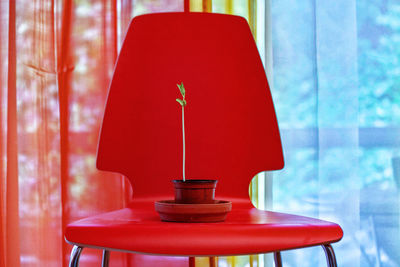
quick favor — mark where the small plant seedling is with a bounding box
[176,82,187,182]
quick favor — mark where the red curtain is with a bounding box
[0,0,183,266]
[1,0,260,266]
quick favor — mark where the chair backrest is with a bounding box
[96,12,284,201]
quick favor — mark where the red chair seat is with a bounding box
[66,199,343,256]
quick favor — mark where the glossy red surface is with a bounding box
[96,12,284,200]
[65,12,343,257]
[66,200,343,256]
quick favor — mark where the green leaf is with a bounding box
[176,98,187,107]
[177,82,185,98]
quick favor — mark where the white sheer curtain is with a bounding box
[257,0,400,266]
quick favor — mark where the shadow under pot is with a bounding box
[173,179,218,204]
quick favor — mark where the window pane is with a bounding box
[357,0,400,128]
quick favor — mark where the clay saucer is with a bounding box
[154,200,232,223]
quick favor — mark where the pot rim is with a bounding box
[172,179,217,184]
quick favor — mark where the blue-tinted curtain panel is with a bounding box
[269,0,400,266]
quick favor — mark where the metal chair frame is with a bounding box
[69,244,338,267]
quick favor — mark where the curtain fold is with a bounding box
[0,2,8,267]
[315,1,359,266]
[6,0,20,266]
[58,0,73,265]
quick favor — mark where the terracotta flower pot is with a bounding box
[155,179,231,222]
[173,179,218,204]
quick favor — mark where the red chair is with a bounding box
[65,12,343,267]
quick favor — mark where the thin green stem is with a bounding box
[182,106,185,181]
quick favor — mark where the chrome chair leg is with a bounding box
[274,251,282,267]
[102,250,110,267]
[69,246,83,267]
[322,244,338,267]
